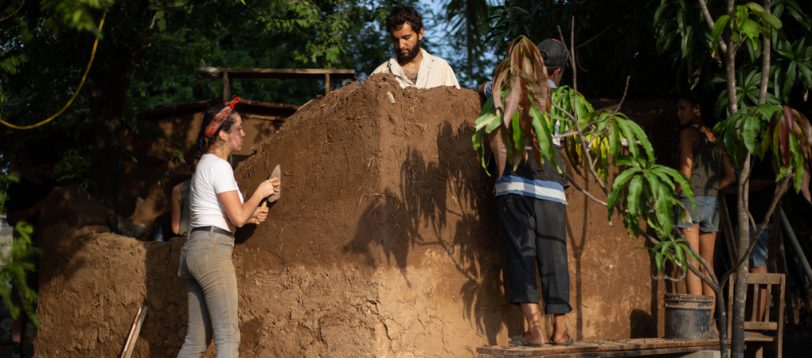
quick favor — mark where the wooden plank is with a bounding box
[544,347,718,358]
[747,273,783,285]
[751,283,761,319]
[476,338,720,357]
[140,98,298,120]
[140,99,217,119]
[744,321,778,330]
[743,331,775,343]
[478,345,718,358]
[777,274,785,358]
[237,98,299,111]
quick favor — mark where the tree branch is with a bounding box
[727,176,791,276]
[758,0,772,105]
[697,0,729,55]
[557,22,608,194]
[563,173,608,206]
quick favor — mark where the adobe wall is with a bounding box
[34,75,658,357]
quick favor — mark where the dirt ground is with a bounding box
[33,75,666,357]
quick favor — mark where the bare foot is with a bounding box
[551,332,573,345]
[513,330,547,346]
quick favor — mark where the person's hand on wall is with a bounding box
[250,202,269,224]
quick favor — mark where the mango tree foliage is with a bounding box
[472,37,695,273]
[715,104,812,200]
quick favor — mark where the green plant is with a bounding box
[54,147,94,189]
[654,1,812,356]
[0,221,40,325]
[472,35,695,271]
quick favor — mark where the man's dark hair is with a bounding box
[386,5,423,34]
[538,39,569,72]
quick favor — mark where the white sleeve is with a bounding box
[443,62,460,89]
[211,160,239,194]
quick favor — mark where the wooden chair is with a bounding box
[727,273,786,358]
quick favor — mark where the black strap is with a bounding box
[190,225,233,237]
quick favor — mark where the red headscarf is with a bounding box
[204,97,241,139]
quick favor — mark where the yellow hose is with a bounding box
[0,8,108,130]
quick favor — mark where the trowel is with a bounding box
[266,164,281,204]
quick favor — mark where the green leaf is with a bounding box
[650,168,677,192]
[609,120,622,158]
[745,2,766,13]
[742,113,762,153]
[607,167,640,218]
[648,173,675,236]
[530,107,554,163]
[655,252,665,273]
[627,119,655,162]
[711,15,730,43]
[790,135,804,192]
[675,242,686,267]
[626,176,644,217]
[741,19,763,41]
[472,131,489,174]
[511,111,523,155]
[617,118,640,159]
[760,13,782,30]
[475,112,501,132]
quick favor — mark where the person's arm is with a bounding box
[679,128,698,181]
[248,202,270,225]
[170,184,182,235]
[718,152,736,191]
[218,177,278,228]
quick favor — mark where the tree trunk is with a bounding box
[758,0,772,104]
[732,155,751,358]
[716,284,729,358]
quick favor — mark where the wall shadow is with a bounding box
[344,121,513,344]
[140,239,186,355]
[565,168,590,341]
[629,309,656,338]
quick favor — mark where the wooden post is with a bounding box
[324,73,331,94]
[223,71,232,101]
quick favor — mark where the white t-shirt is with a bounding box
[189,153,244,231]
[372,49,460,89]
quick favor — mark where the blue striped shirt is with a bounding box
[485,79,567,204]
[494,175,567,204]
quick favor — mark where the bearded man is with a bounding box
[371,5,459,89]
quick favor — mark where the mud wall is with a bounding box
[34,76,658,357]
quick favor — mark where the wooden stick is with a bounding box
[120,306,148,358]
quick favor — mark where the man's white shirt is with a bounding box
[372,48,460,89]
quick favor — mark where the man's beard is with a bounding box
[396,40,420,63]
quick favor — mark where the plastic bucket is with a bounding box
[664,293,713,340]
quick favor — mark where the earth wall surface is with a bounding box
[34,75,659,357]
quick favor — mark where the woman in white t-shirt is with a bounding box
[178,98,279,358]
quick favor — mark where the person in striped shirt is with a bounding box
[479,38,573,347]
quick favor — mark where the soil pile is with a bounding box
[34,75,658,357]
